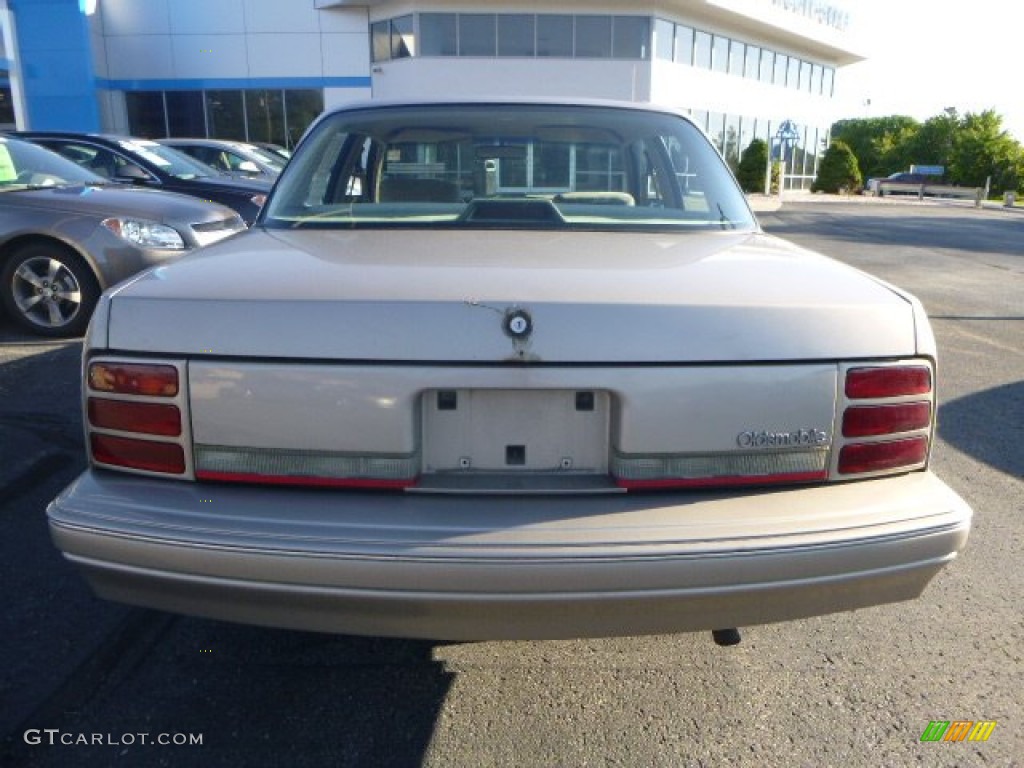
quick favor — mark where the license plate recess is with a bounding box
[422,389,609,474]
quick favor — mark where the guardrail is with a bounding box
[877,182,984,207]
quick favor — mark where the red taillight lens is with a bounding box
[89,362,178,397]
[838,437,928,475]
[91,434,186,474]
[842,402,931,437]
[839,363,934,477]
[88,398,181,437]
[845,366,931,399]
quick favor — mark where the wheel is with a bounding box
[1,243,100,337]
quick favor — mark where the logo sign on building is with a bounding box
[771,0,850,31]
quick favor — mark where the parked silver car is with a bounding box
[158,138,286,181]
[48,101,971,642]
[0,137,245,336]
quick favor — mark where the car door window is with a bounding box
[46,142,152,182]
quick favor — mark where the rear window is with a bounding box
[262,104,755,232]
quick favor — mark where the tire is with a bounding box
[1,242,100,337]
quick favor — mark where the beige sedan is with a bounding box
[48,101,971,643]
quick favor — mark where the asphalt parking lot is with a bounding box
[1,196,1021,767]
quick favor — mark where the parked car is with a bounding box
[252,142,292,161]
[158,138,286,181]
[15,132,271,224]
[48,101,971,643]
[866,172,938,196]
[0,136,245,336]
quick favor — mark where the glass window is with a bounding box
[459,14,496,56]
[675,25,694,65]
[263,103,757,232]
[773,53,787,85]
[739,115,754,159]
[811,63,823,95]
[246,90,286,147]
[391,15,414,59]
[533,143,571,189]
[205,91,245,139]
[759,48,774,83]
[574,144,625,191]
[420,14,456,56]
[744,45,760,79]
[708,111,725,152]
[165,91,205,137]
[284,89,324,148]
[537,15,573,57]
[0,87,13,127]
[126,92,166,138]
[694,30,711,69]
[711,35,729,73]
[575,16,611,58]
[654,19,674,61]
[498,14,535,56]
[823,67,835,97]
[723,114,741,168]
[787,56,799,88]
[728,40,745,75]
[118,139,218,179]
[799,60,811,91]
[612,16,649,59]
[371,21,390,62]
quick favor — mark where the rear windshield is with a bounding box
[262,104,756,232]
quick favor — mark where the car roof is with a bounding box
[322,97,688,118]
[161,138,254,148]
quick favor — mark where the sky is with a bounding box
[835,0,1023,142]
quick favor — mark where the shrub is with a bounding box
[736,139,769,193]
[813,140,862,193]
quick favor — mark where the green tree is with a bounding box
[904,107,959,171]
[831,108,1024,195]
[812,140,862,193]
[736,138,769,193]
[949,110,1024,194]
[831,115,920,179]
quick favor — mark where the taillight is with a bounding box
[845,366,931,399]
[88,362,178,397]
[88,399,181,436]
[837,363,934,477]
[842,402,931,437]
[86,359,188,477]
[91,434,186,474]
[838,438,928,475]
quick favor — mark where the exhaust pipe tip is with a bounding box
[712,628,742,646]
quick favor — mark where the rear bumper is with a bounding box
[47,469,971,640]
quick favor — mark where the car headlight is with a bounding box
[101,218,186,250]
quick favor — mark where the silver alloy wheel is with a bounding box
[11,255,84,329]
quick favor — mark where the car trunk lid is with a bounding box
[105,228,917,362]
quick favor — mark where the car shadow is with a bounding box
[938,380,1024,479]
[3,616,456,767]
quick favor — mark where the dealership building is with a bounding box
[0,0,862,189]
